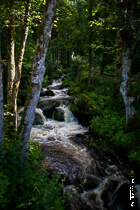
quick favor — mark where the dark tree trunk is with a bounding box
[88,46,92,85]
[67,50,71,67]
[115,30,122,85]
[0,23,4,145]
[87,0,93,86]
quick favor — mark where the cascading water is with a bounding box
[30,77,140,210]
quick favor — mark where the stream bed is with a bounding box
[30,77,140,210]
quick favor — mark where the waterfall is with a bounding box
[54,105,78,123]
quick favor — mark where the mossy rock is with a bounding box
[33,112,44,125]
[43,102,60,118]
[70,94,101,124]
[44,109,54,118]
[40,89,54,97]
[54,109,64,121]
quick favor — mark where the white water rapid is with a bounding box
[30,77,140,210]
[31,78,93,179]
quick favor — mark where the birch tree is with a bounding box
[13,0,32,128]
[6,0,32,129]
[7,2,15,115]
[117,0,138,132]
[19,0,59,156]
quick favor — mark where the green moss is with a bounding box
[54,111,64,121]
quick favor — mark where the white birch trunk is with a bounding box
[13,0,32,128]
[120,46,136,130]
[117,0,137,132]
[19,0,59,156]
[7,14,15,105]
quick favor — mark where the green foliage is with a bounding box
[43,55,63,87]
[64,53,139,165]
[89,110,124,150]
[71,94,101,124]
[62,55,89,94]
[89,108,140,165]
[0,172,10,202]
[0,138,65,209]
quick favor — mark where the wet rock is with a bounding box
[17,107,46,126]
[112,182,139,210]
[84,175,102,191]
[54,108,65,121]
[83,191,103,210]
[105,165,119,176]
[63,185,92,210]
[69,133,89,145]
[33,112,45,125]
[101,180,119,209]
[37,98,71,114]
[135,185,140,208]
[37,99,59,112]
[82,175,131,210]
[40,89,54,96]
[40,145,83,184]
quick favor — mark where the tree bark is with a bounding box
[120,38,136,132]
[87,0,93,86]
[19,0,59,156]
[7,11,16,131]
[117,0,137,132]
[0,23,4,145]
[88,45,92,85]
[7,13,15,106]
[13,0,32,128]
[115,30,122,85]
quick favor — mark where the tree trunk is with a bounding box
[87,0,93,86]
[0,23,4,145]
[67,49,71,67]
[117,0,137,132]
[120,38,136,132]
[19,0,59,157]
[115,30,122,85]
[13,0,32,128]
[7,14,15,106]
[7,12,15,130]
[88,46,92,85]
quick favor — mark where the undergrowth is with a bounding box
[0,138,65,210]
[62,60,140,172]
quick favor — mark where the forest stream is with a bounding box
[29,77,140,210]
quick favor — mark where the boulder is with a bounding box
[54,108,65,121]
[40,89,54,97]
[37,100,60,112]
[17,107,46,126]
[33,112,44,125]
[37,98,71,117]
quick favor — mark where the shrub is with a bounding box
[0,138,65,210]
[71,94,101,124]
